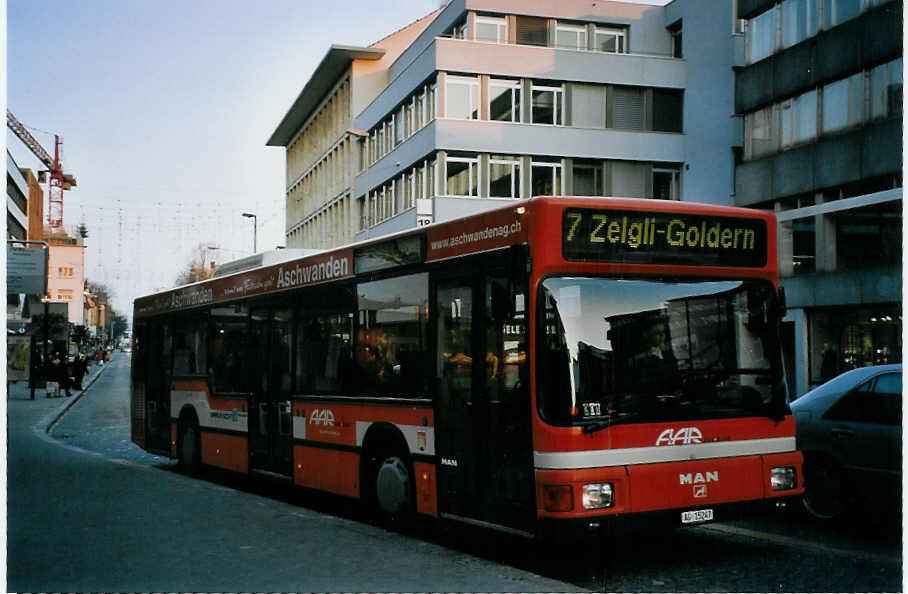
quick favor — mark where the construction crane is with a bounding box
[6,110,77,229]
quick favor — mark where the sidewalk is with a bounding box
[6,358,110,432]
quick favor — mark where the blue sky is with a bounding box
[7,0,665,318]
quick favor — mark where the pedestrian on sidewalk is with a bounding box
[72,355,88,390]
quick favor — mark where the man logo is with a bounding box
[309,408,335,426]
[680,471,719,485]
[656,427,703,446]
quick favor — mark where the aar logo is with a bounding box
[309,408,335,426]
[655,427,703,446]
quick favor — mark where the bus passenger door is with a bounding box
[248,308,294,477]
[435,273,534,532]
[144,321,172,455]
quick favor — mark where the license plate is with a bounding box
[681,509,714,524]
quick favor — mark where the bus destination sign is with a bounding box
[563,208,767,267]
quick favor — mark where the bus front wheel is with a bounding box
[375,455,412,516]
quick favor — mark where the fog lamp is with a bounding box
[770,466,797,491]
[582,483,615,509]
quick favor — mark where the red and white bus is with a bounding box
[131,196,803,538]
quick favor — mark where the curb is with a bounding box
[45,361,110,433]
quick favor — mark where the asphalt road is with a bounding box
[10,352,903,592]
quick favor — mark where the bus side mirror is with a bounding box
[777,287,787,318]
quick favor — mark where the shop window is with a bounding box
[531,85,564,125]
[446,76,480,120]
[652,89,683,133]
[747,7,776,63]
[516,16,547,47]
[531,161,562,196]
[475,16,507,43]
[489,79,520,122]
[489,155,521,198]
[445,156,479,197]
[555,24,587,50]
[356,273,429,397]
[595,27,627,53]
[668,22,682,58]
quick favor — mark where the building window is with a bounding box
[489,79,520,122]
[612,87,645,130]
[781,89,817,148]
[446,76,479,120]
[835,203,902,270]
[394,109,404,146]
[489,155,521,198]
[747,7,776,63]
[515,16,547,47]
[744,105,779,159]
[791,217,816,275]
[653,167,681,200]
[531,84,563,125]
[475,16,507,43]
[531,161,562,196]
[445,156,479,197]
[594,27,627,53]
[870,58,903,120]
[572,161,601,196]
[668,22,682,58]
[652,88,683,133]
[782,0,818,48]
[569,84,606,129]
[822,72,864,134]
[824,0,861,29]
[555,24,588,50]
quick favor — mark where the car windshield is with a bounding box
[537,277,787,427]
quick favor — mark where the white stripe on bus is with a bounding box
[355,421,436,456]
[534,437,796,469]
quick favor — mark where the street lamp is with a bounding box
[241,213,257,253]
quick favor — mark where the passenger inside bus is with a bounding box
[632,316,679,399]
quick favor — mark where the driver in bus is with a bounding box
[633,317,679,400]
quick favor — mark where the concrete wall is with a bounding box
[666,0,739,205]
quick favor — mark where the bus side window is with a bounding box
[357,273,429,397]
[173,314,207,377]
[208,304,248,394]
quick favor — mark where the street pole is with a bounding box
[242,212,257,253]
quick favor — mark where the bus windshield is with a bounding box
[538,277,788,428]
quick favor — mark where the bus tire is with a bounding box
[375,455,412,516]
[178,416,201,476]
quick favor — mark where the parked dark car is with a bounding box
[791,364,901,519]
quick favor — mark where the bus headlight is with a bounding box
[770,466,797,491]
[582,483,614,509]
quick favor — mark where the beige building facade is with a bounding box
[45,236,86,326]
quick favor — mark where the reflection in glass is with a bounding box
[537,278,787,427]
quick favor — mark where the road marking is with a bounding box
[696,523,901,565]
